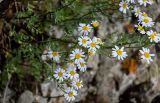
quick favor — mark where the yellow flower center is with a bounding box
[70,70,76,76]
[82,39,87,44]
[142,13,148,17]
[75,53,81,59]
[68,91,74,97]
[58,72,63,77]
[90,42,96,47]
[143,18,149,23]
[82,26,89,31]
[137,8,140,14]
[80,62,85,67]
[122,3,127,9]
[150,32,156,40]
[52,52,58,56]
[76,82,81,87]
[116,49,123,56]
[88,51,94,56]
[92,21,99,27]
[138,25,144,31]
[144,52,150,58]
[143,0,147,2]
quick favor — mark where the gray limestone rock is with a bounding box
[18,91,34,103]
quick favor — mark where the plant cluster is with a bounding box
[116,0,159,64]
[42,21,103,101]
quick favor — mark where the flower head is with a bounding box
[88,49,96,57]
[66,68,79,80]
[147,30,160,43]
[133,7,141,17]
[54,68,66,81]
[87,37,100,51]
[138,0,150,6]
[72,79,83,90]
[78,36,90,47]
[138,12,148,21]
[77,61,87,72]
[64,87,77,101]
[48,51,60,62]
[112,46,127,60]
[140,17,154,27]
[138,12,154,27]
[119,1,129,14]
[70,49,85,64]
[91,21,99,27]
[139,47,155,64]
[78,23,92,35]
[135,24,145,34]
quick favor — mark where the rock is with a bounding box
[48,97,64,103]
[34,96,47,103]
[95,57,122,103]
[18,90,34,103]
[41,82,50,97]
[49,81,64,97]
[41,81,64,97]
[1,88,15,103]
[87,54,99,71]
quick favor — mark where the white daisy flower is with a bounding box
[139,12,148,20]
[77,61,87,72]
[88,49,96,57]
[54,68,66,81]
[78,36,90,47]
[47,51,60,62]
[135,24,146,34]
[133,7,141,17]
[138,0,149,6]
[91,21,99,27]
[66,68,79,80]
[64,87,77,102]
[147,30,160,43]
[87,37,100,51]
[127,0,135,3]
[70,49,85,64]
[119,1,129,14]
[140,17,154,27]
[72,79,83,90]
[139,47,155,64]
[138,12,149,22]
[112,46,127,60]
[78,23,92,35]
